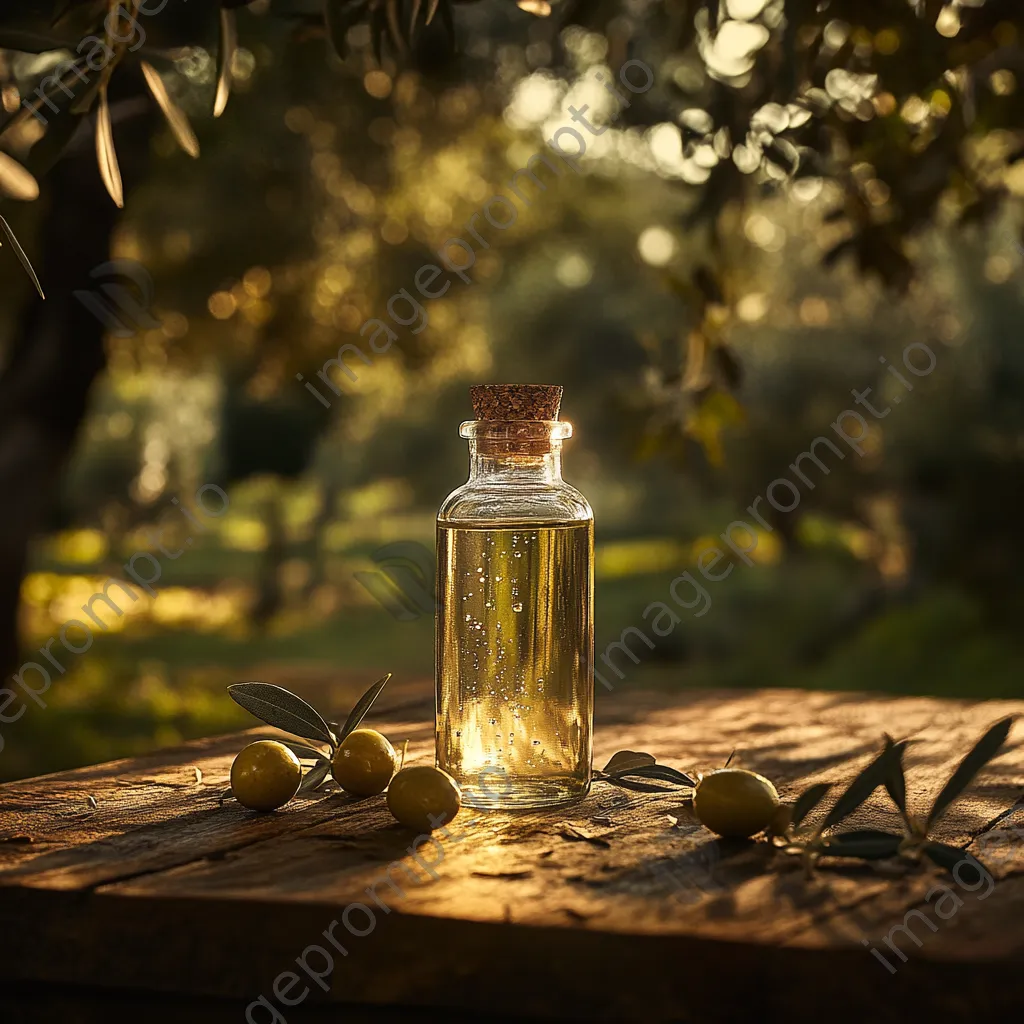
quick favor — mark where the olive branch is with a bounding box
[219,672,391,802]
[591,718,1017,883]
[771,717,1015,881]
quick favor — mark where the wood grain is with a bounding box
[1,686,1022,1023]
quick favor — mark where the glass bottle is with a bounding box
[435,384,594,809]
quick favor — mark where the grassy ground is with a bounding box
[3,532,1021,783]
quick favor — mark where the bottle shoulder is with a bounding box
[437,480,593,525]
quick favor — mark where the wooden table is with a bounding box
[2,685,1023,1023]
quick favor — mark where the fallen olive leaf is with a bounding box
[602,750,657,774]
[297,759,332,794]
[923,841,989,885]
[815,740,907,837]
[471,869,533,879]
[612,764,696,786]
[593,773,677,793]
[559,824,613,848]
[819,829,903,860]
[926,717,1013,830]
[790,782,831,829]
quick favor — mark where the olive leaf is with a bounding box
[882,734,910,829]
[95,85,123,208]
[214,6,238,117]
[926,717,1013,830]
[778,717,1020,875]
[228,681,336,746]
[611,764,696,787]
[218,787,233,804]
[297,759,332,794]
[819,829,903,860]
[923,842,989,885]
[593,774,673,793]
[0,152,40,202]
[603,750,657,774]
[816,739,908,837]
[790,782,831,828]
[283,740,330,761]
[337,672,392,743]
[141,61,199,158]
[0,213,44,299]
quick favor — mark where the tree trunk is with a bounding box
[0,91,152,679]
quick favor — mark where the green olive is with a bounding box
[331,728,398,796]
[230,740,302,812]
[694,768,780,839]
[386,765,461,832]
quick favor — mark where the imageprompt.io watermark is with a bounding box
[74,259,160,336]
[354,541,437,621]
[243,769,515,1023]
[592,338,941,691]
[861,823,1024,974]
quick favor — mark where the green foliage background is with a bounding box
[0,0,1023,780]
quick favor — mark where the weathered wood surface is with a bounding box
[2,684,1023,1023]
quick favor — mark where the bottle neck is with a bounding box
[468,441,563,485]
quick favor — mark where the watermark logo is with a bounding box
[354,541,437,621]
[73,259,160,337]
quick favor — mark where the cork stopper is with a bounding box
[470,384,562,422]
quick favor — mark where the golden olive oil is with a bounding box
[436,520,594,808]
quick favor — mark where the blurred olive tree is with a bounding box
[0,0,1022,676]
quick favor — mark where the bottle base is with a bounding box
[458,776,591,810]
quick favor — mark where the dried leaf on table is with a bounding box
[602,750,657,773]
[559,824,615,848]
